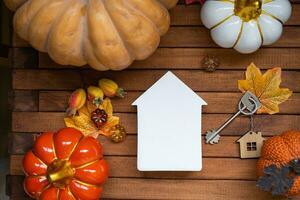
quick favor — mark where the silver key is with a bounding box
[205,91,261,144]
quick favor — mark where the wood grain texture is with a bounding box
[39,48,300,70]
[13,69,300,92]
[10,133,242,157]
[7,175,299,200]
[12,112,300,136]
[13,90,38,111]
[9,2,300,200]
[11,155,258,180]
[10,48,38,68]
[37,91,300,114]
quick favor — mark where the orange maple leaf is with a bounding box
[238,63,292,114]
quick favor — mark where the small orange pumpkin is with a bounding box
[257,130,300,196]
[23,128,109,199]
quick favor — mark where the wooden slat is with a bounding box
[170,4,300,26]
[39,48,300,70]
[10,48,38,68]
[7,175,296,200]
[10,155,258,180]
[13,70,300,92]
[37,91,300,114]
[13,91,38,112]
[12,112,300,136]
[132,48,300,70]
[10,133,244,157]
[13,69,83,90]
[102,178,299,200]
[9,133,37,155]
[160,27,300,48]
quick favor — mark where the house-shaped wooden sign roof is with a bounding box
[132,71,207,171]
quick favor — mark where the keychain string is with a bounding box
[250,115,254,132]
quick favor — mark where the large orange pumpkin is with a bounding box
[23,128,109,199]
[257,130,300,196]
[4,0,178,71]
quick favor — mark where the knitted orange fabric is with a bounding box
[257,130,300,196]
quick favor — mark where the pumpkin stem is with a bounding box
[47,159,74,188]
[234,0,262,22]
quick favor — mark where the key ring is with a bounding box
[238,97,260,116]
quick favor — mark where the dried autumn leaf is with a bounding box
[99,116,120,136]
[100,98,113,116]
[64,106,100,137]
[238,63,292,114]
[64,98,119,138]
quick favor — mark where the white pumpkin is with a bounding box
[201,0,292,54]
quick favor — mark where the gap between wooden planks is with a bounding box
[12,69,300,92]
[12,112,300,136]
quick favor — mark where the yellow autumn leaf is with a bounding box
[64,98,119,137]
[100,98,113,116]
[238,63,292,114]
[64,106,100,137]
[99,116,120,136]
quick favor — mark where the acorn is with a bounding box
[66,88,86,116]
[87,86,104,106]
[98,79,126,98]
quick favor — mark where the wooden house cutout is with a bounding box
[132,71,207,171]
[237,131,265,159]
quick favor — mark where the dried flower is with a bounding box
[91,109,108,128]
[109,124,127,143]
[202,55,220,72]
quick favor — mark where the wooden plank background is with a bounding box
[7,1,300,200]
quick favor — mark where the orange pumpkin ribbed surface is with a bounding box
[4,0,178,71]
[257,130,300,196]
[23,127,109,200]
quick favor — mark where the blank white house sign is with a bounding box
[132,71,207,171]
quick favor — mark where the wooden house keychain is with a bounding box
[205,91,265,158]
[237,115,265,159]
